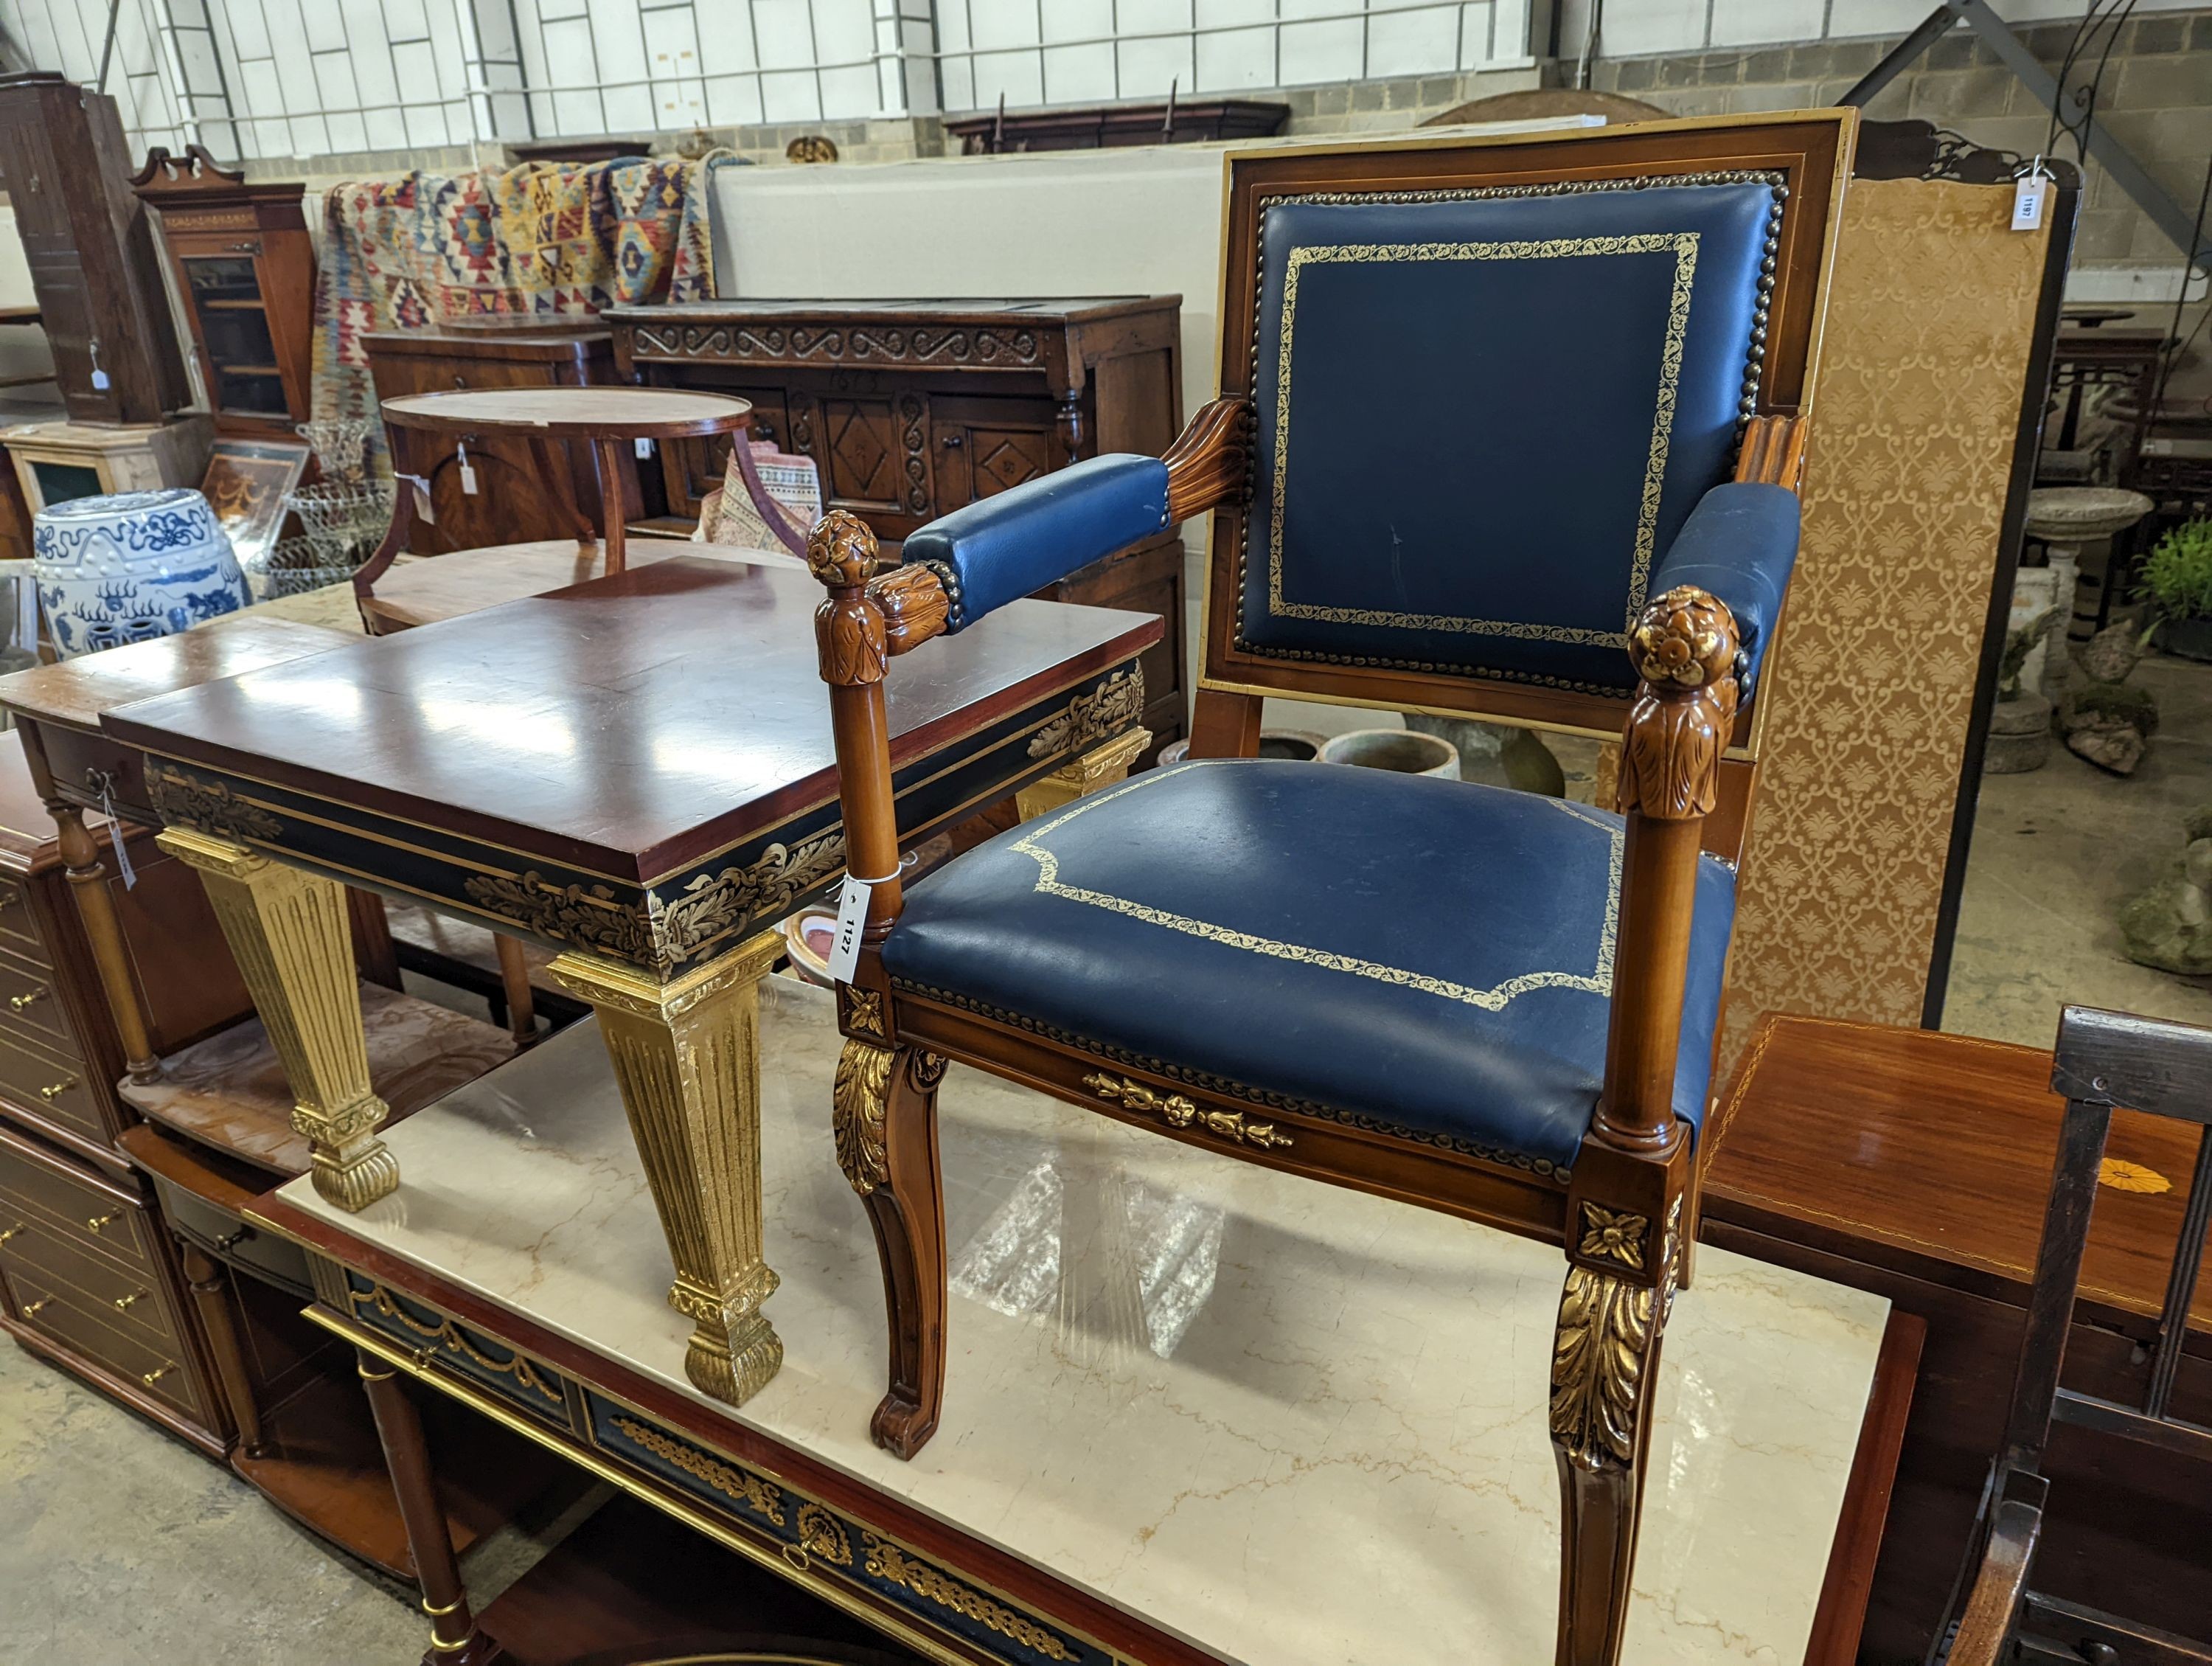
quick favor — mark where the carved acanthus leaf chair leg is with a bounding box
[835,1038,947,1459]
[1549,1208,1681,1666]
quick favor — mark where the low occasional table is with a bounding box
[369,387,759,597]
[249,980,1919,1666]
[1705,1014,2212,1661]
[103,555,1158,1412]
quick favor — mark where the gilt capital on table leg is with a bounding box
[1015,726,1152,822]
[156,825,399,1212]
[547,931,786,1406]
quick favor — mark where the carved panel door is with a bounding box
[928,395,1060,514]
[801,387,929,522]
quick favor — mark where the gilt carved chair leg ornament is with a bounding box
[547,931,786,1406]
[834,1029,949,1457]
[156,827,400,1212]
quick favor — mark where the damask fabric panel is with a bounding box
[307,157,714,463]
[1718,179,2048,1074]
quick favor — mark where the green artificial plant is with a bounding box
[2139,518,2212,627]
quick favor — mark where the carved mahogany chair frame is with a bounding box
[810,112,1855,1666]
[1937,1004,2212,1666]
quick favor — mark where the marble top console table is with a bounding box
[252,980,1918,1666]
[101,555,1158,1415]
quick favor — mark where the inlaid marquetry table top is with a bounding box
[96,555,1159,977]
[254,979,1900,1666]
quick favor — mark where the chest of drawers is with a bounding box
[0,728,246,1453]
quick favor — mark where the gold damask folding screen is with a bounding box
[1718,173,2053,1071]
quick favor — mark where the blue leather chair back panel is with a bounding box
[1238,176,1783,695]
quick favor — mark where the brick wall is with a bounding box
[1593,9,2212,268]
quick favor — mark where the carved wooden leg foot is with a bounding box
[549,934,785,1408]
[1015,726,1152,822]
[835,1039,947,1460]
[1548,1226,1678,1666]
[158,826,398,1212]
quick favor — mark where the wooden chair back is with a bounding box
[1939,1003,2212,1665]
[1194,111,1855,754]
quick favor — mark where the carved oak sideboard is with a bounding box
[607,298,1187,752]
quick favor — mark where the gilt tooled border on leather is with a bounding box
[1232,170,1787,697]
[892,977,1573,1181]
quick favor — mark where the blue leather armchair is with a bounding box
[810,111,1855,1666]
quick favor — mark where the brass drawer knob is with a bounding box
[0,891,17,910]
[10,985,45,1010]
[141,1364,172,1387]
[38,1077,76,1102]
[86,1212,116,1233]
[21,1297,47,1316]
[113,1290,145,1312]
[0,1224,20,1246]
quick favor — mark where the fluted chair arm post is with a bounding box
[808,510,953,937]
[1597,588,1742,1154]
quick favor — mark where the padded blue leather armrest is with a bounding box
[1648,482,1800,692]
[902,454,1171,631]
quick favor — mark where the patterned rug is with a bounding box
[308,157,715,462]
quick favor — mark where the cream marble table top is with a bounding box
[278,979,1890,1666]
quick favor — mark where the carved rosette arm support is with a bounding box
[547,931,785,1407]
[156,826,399,1212]
[835,1038,948,1460]
[810,510,942,944]
[1600,586,1739,1155]
[1162,397,1253,524]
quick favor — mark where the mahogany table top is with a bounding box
[380,386,754,440]
[0,614,349,735]
[102,557,1159,976]
[1708,1013,2212,1338]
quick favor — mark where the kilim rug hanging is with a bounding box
[307,156,714,465]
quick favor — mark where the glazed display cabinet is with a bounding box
[133,146,316,437]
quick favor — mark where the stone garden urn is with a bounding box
[2023,485,2155,696]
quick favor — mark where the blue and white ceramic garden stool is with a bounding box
[32,488,251,659]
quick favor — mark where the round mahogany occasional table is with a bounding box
[379,387,756,577]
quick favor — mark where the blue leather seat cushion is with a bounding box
[883,760,1736,1173]
[1239,178,1777,694]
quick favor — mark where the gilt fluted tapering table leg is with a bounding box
[546,929,785,1406]
[158,827,398,1212]
[1013,727,1152,822]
